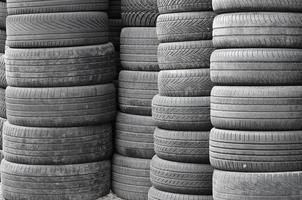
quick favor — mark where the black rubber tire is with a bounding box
[0,54,6,88]
[154,128,209,163]
[150,155,213,195]
[109,19,122,51]
[115,112,156,159]
[210,128,302,172]
[158,69,213,97]
[112,154,151,200]
[158,40,214,70]
[7,0,109,14]
[213,0,302,13]
[1,159,111,200]
[109,0,121,18]
[157,0,212,14]
[6,84,116,127]
[6,12,109,48]
[156,12,215,43]
[6,43,116,87]
[118,71,158,116]
[120,27,159,71]
[213,170,302,200]
[3,122,112,165]
[0,2,6,29]
[121,0,159,27]
[152,95,211,131]
[211,86,302,131]
[211,48,302,86]
[148,187,213,200]
[213,12,302,48]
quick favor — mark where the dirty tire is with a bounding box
[211,86,302,130]
[213,12,302,48]
[213,170,302,200]
[119,71,158,116]
[210,128,302,172]
[0,2,6,29]
[211,48,302,85]
[120,27,159,71]
[152,95,211,131]
[7,12,109,48]
[115,112,156,159]
[1,159,111,200]
[0,54,6,88]
[150,155,213,195]
[3,122,112,165]
[154,128,210,163]
[112,154,151,200]
[6,43,116,87]
[109,19,122,51]
[109,0,121,18]
[6,84,116,127]
[157,0,212,14]
[157,12,215,43]
[158,40,214,70]
[158,69,213,97]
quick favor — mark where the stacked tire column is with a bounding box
[210,1,302,199]
[112,0,159,199]
[2,1,116,199]
[149,1,215,199]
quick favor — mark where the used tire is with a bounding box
[6,43,116,87]
[152,95,211,131]
[157,0,212,14]
[115,112,156,159]
[112,154,151,200]
[1,160,111,200]
[0,54,6,88]
[157,12,215,43]
[213,12,302,48]
[3,122,112,165]
[211,86,302,130]
[211,48,302,85]
[158,40,214,70]
[119,71,158,116]
[6,84,116,127]
[158,69,213,97]
[154,128,210,163]
[7,12,109,48]
[213,170,302,200]
[150,155,213,195]
[120,27,159,71]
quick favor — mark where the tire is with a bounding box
[0,30,5,53]
[156,12,215,43]
[120,27,159,71]
[115,112,156,159]
[118,71,158,116]
[157,0,212,14]
[109,19,122,51]
[158,40,214,70]
[213,170,302,200]
[6,43,116,87]
[152,95,211,131]
[109,0,121,18]
[210,128,302,172]
[211,48,302,86]
[211,86,302,131]
[158,69,213,97]
[3,122,112,165]
[150,155,213,195]
[0,54,6,88]
[6,12,109,48]
[0,117,6,149]
[7,0,109,14]
[0,87,4,118]
[6,84,116,127]
[0,2,6,29]
[148,187,213,200]
[112,154,151,200]
[213,12,302,48]
[1,159,111,200]
[213,0,302,13]
[154,128,210,163]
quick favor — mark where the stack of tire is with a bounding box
[2,1,116,199]
[149,0,215,199]
[112,0,159,199]
[210,1,302,199]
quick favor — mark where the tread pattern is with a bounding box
[0,54,6,88]
[213,12,302,48]
[6,84,116,127]
[157,0,212,14]
[7,12,109,48]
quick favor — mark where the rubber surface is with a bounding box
[157,0,212,14]
[0,54,6,88]
[0,87,5,118]
[0,2,6,29]
[0,117,5,149]
[0,30,5,53]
